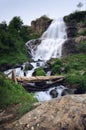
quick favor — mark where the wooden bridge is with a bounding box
[7,70,64,83]
[7,70,65,91]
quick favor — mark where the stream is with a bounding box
[4,18,70,102]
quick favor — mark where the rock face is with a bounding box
[31,15,52,34]
[62,39,77,57]
[62,11,86,57]
[5,94,86,130]
[66,21,77,38]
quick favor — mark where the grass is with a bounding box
[50,54,86,91]
[0,73,37,116]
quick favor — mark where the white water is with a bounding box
[35,85,66,102]
[31,18,67,61]
[4,18,68,102]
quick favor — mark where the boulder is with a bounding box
[5,94,86,130]
[49,88,58,98]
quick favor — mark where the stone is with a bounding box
[6,94,86,130]
[61,88,76,96]
[49,88,58,98]
[31,16,52,34]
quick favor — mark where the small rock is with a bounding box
[27,124,30,128]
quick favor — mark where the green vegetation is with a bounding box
[65,73,86,92]
[0,16,40,71]
[51,54,86,91]
[77,41,86,54]
[64,11,86,23]
[0,73,37,115]
[51,59,62,75]
[34,67,46,76]
[51,54,86,75]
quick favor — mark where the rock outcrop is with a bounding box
[62,11,86,57]
[62,39,77,56]
[31,15,52,34]
[4,94,86,130]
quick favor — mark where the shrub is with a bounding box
[64,11,86,23]
[0,73,37,115]
[52,64,61,74]
[65,73,86,92]
[51,59,62,75]
[77,41,86,54]
[34,67,46,76]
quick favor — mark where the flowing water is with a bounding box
[5,18,68,102]
[28,17,67,61]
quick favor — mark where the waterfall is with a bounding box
[31,17,67,61]
[5,18,68,102]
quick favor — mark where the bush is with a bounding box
[64,11,86,23]
[52,64,61,74]
[34,67,46,76]
[77,41,86,54]
[51,59,63,75]
[0,73,37,115]
[65,73,86,92]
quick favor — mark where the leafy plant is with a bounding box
[0,73,37,116]
[34,67,46,76]
[77,41,86,54]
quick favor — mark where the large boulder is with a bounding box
[5,94,86,130]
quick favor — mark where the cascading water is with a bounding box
[30,17,67,61]
[5,18,69,102]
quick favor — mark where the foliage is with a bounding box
[65,73,86,92]
[77,41,86,54]
[34,67,46,76]
[0,16,43,71]
[51,59,62,74]
[64,11,86,23]
[51,54,86,75]
[40,15,52,22]
[0,73,37,115]
[8,16,23,31]
[0,17,29,71]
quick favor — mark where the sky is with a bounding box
[0,0,86,25]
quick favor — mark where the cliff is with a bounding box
[62,11,86,56]
[31,15,52,34]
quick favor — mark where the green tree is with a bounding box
[0,21,7,31]
[8,16,23,32]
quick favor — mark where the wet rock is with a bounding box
[66,21,77,38]
[49,88,58,98]
[61,88,76,96]
[24,62,33,71]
